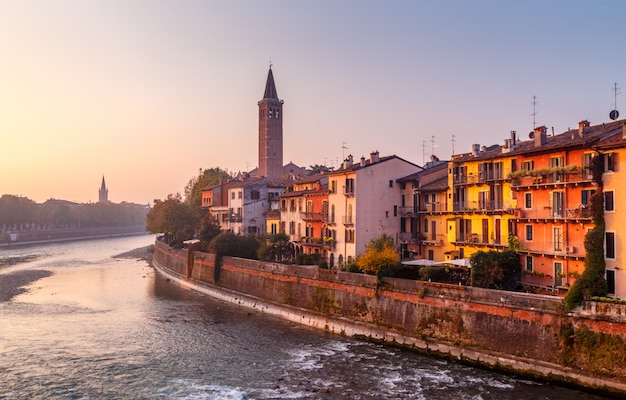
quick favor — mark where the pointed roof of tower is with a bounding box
[100,176,107,191]
[262,67,279,100]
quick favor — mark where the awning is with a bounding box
[401,259,438,266]
[435,258,470,267]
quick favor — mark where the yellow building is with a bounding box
[445,137,518,261]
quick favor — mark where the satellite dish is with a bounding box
[610,109,619,120]
[529,131,535,139]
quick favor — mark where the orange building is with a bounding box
[510,120,623,291]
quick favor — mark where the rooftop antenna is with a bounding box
[422,140,427,166]
[342,142,348,160]
[531,95,538,128]
[245,162,250,172]
[430,135,438,157]
[451,134,456,156]
[610,82,621,120]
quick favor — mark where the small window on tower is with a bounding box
[269,109,273,118]
[275,109,280,118]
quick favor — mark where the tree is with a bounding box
[258,232,293,262]
[308,164,333,175]
[470,250,520,290]
[184,167,232,208]
[356,234,399,275]
[146,194,196,245]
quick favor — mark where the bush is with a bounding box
[470,250,520,290]
[296,253,321,265]
[209,231,260,260]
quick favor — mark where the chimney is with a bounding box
[534,126,547,147]
[360,156,366,167]
[471,144,480,156]
[370,150,380,163]
[510,130,516,146]
[343,154,354,169]
[578,120,590,137]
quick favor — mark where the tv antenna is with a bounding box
[530,95,538,128]
[610,82,621,120]
[451,134,456,156]
[341,142,348,160]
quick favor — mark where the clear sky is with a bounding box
[2,1,626,205]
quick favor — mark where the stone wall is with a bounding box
[153,240,626,395]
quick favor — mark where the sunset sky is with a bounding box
[2,1,626,205]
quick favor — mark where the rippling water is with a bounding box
[0,236,612,399]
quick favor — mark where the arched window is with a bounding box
[338,254,344,265]
[329,254,335,268]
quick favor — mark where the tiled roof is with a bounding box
[452,119,625,162]
[397,162,447,182]
[416,176,449,192]
[329,154,421,174]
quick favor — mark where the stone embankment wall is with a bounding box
[0,225,147,246]
[153,241,626,396]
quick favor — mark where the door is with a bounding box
[495,219,501,244]
[554,262,563,287]
[482,219,489,244]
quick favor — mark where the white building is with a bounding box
[326,151,422,268]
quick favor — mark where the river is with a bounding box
[0,235,612,399]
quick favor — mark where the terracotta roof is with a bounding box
[329,154,421,175]
[452,119,626,162]
[397,162,447,182]
[416,176,449,192]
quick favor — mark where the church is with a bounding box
[254,66,306,179]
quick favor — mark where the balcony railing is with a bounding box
[419,203,447,213]
[398,206,419,216]
[302,212,328,222]
[399,232,423,243]
[514,206,592,220]
[421,234,445,246]
[511,168,594,188]
[453,201,516,213]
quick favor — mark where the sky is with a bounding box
[2,1,626,205]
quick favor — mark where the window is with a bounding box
[525,225,533,241]
[393,205,398,216]
[231,192,236,200]
[553,226,563,252]
[606,232,616,259]
[424,218,429,233]
[251,190,260,200]
[428,250,434,260]
[238,191,242,199]
[581,189,596,206]
[525,255,533,271]
[605,191,615,211]
[607,270,616,295]
[524,192,532,209]
[551,191,563,217]
[604,153,617,172]
[522,160,534,171]
[331,205,335,223]
[389,180,393,188]
[331,180,337,194]
[345,178,355,194]
[289,221,295,235]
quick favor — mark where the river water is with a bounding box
[0,235,612,399]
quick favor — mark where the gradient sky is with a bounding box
[2,1,626,205]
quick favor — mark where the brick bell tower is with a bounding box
[258,66,284,178]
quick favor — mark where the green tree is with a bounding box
[308,164,333,175]
[470,250,520,290]
[258,232,293,262]
[209,231,260,260]
[184,167,232,208]
[146,194,196,245]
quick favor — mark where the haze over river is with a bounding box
[0,235,612,399]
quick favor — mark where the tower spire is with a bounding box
[258,66,284,178]
[263,67,279,100]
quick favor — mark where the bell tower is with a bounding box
[98,176,108,203]
[258,66,284,178]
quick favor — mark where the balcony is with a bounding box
[399,232,422,243]
[514,205,592,221]
[398,206,419,216]
[418,203,447,213]
[421,234,445,246]
[302,212,328,222]
[511,167,594,190]
[452,201,516,214]
[227,214,242,222]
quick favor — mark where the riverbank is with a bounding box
[0,270,53,302]
[152,240,626,398]
[0,226,148,248]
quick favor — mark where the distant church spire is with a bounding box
[258,66,284,178]
[98,176,108,203]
